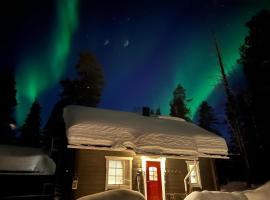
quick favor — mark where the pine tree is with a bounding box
[170,84,191,121]
[0,68,17,143]
[20,99,41,147]
[198,101,218,133]
[60,52,105,107]
[44,52,105,199]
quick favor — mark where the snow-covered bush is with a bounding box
[77,189,145,200]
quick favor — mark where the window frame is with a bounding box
[186,160,202,188]
[105,156,133,190]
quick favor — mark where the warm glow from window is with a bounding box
[149,167,158,181]
[186,161,201,188]
[105,156,133,190]
[188,164,198,184]
[108,160,124,184]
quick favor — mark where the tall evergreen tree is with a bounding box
[44,51,105,199]
[238,9,270,183]
[0,68,17,143]
[170,84,191,121]
[61,52,105,107]
[20,99,41,147]
[198,101,218,133]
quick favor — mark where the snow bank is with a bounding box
[243,181,270,200]
[184,191,247,200]
[77,189,145,200]
[64,106,228,157]
[184,181,270,200]
[0,145,55,175]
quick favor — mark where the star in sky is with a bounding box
[123,40,129,47]
[104,39,110,46]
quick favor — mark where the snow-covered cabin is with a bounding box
[64,105,228,200]
[0,145,56,198]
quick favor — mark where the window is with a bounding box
[149,166,158,181]
[108,160,124,184]
[186,161,201,188]
[105,156,133,190]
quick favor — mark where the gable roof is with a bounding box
[0,145,56,175]
[64,105,228,158]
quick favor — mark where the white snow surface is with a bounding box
[184,181,270,200]
[0,145,56,175]
[184,191,247,200]
[77,189,145,200]
[64,106,228,157]
[243,181,270,200]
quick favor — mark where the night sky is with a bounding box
[1,0,269,129]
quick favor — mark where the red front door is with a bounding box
[146,161,162,200]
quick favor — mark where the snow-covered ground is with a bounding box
[77,189,145,200]
[185,181,270,200]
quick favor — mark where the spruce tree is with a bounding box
[198,101,218,133]
[60,51,105,107]
[170,84,191,121]
[20,99,41,147]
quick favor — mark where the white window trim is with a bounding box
[185,160,202,188]
[105,156,133,190]
[141,156,166,200]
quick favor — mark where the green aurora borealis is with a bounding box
[14,0,270,125]
[16,0,79,124]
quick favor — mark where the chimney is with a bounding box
[142,107,150,116]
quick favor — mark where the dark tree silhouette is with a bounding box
[44,51,105,200]
[170,84,191,121]
[0,68,17,143]
[198,101,218,133]
[61,52,105,107]
[238,9,270,183]
[20,99,41,147]
[155,107,161,116]
[43,100,68,152]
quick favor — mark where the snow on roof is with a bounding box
[64,105,228,158]
[0,145,56,175]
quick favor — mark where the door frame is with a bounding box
[141,156,166,200]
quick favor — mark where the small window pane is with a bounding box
[188,164,198,184]
[109,168,115,176]
[116,169,123,176]
[109,160,116,168]
[149,167,158,181]
[115,176,123,184]
[116,161,123,168]
[108,176,116,184]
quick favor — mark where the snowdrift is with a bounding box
[0,145,55,175]
[184,191,247,200]
[64,105,228,157]
[77,189,145,200]
[185,181,270,200]
[244,181,270,200]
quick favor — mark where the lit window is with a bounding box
[108,160,124,184]
[105,156,133,190]
[186,161,201,188]
[149,167,158,181]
